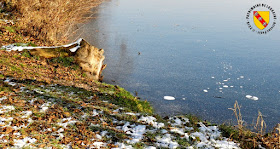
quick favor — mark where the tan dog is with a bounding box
[75,39,106,81]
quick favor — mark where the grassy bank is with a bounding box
[0,0,279,148]
[0,50,153,114]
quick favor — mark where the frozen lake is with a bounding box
[76,0,280,130]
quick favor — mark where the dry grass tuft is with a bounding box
[277,124,280,147]
[229,100,244,132]
[255,111,266,135]
[5,0,102,45]
[226,101,280,148]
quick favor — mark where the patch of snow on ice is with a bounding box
[246,95,258,100]
[164,96,175,100]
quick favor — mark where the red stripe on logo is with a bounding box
[253,11,268,27]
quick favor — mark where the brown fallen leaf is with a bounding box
[64,112,71,117]
[4,127,13,134]
[38,144,46,148]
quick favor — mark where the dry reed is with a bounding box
[227,101,280,148]
[277,124,280,148]
[229,100,244,132]
[6,0,102,45]
[254,111,266,135]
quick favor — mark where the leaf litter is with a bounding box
[0,77,240,148]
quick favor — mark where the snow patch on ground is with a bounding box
[170,127,185,135]
[189,122,239,149]
[21,111,33,118]
[113,142,133,149]
[0,117,13,125]
[13,137,37,148]
[0,96,7,102]
[92,142,106,149]
[138,116,164,128]
[0,105,15,113]
[156,134,179,148]
[40,102,51,112]
[57,117,77,128]
[122,122,146,144]
[92,109,99,117]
